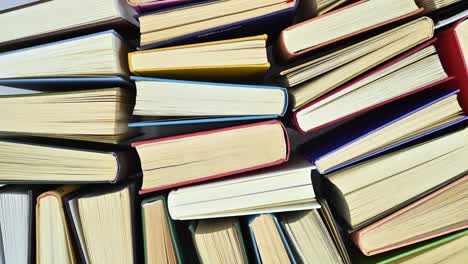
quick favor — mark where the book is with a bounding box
[0,31,130,79]
[64,184,138,264]
[167,156,318,220]
[36,185,80,264]
[277,0,423,60]
[138,0,298,48]
[0,88,134,144]
[128,0,198,13]
[360,229,468,264]
[303,88,467,174]
[247,214,295,264]
[133,120,290,193]
[130,77,288,124]
[0,0,137,49]
[436,17,468,111]
[417,0,462,12]
[190,218,248,264]
[325,127,467,229]
[293,41,450,133]
[0,141,131,183]
[279,208,344,264]
[279,17,434,92]
[141,195,192,264]
[129,35,270,81]
[352,174,468,256]
[0,186,36,264]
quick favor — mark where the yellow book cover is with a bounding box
[36,185,80,264]
[128,35,270,80]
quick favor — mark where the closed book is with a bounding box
[129,35,270,81]
[303,88,467,174]
[358,229,468,264]
[138,0,298,49]
[128,77,288,127]
[189,218,248,263]
[292,39,453,134]
[352,175,468,256]
[0,0,138,51]
[247,214,297,264]
[141,195,195,264]
[36,185,81,264]
[277,0,423,60]
[133,120,290,194]
[0,140,134,184]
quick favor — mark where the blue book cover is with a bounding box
[303,89,467,174]
[247,214,297,264]
[128,77,288,127]
[0,76,131,88]
[139,0,299,49]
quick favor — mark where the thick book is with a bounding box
[167,156,318,220]
[63,183,139,264]
[0,30,130,80]
[36,185,80,264]
[189,218,248,264]
[278,206,347,264]
[0,186,39,264]
[0,140,133,184]
[303,88,467,174]
[436,16,468,111]
[352,175,468,256]
[359,229,468,264]
[129,35,270,81]
[133,120,290,194]
[277,0,423,60]
[281,17,434,105]
[0,88,134,144]
[138,0,298,49]
[129,77,288,127]
[292,39,452,134]
[324,127,467,229]
[247,214,296,264]
[0,0,137,50]
[141,195,194,264]
[128,0,198,13]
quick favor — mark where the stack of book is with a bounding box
[0,0,466,263]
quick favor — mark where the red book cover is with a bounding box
[277,0,423,60]
[293,38,454,134]
[133,120,291,194]
[352,175,468,256]
[436,16,468,112]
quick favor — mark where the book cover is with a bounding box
[436,16,468,111]
[352,175,468,256]
[277,0,424,60]
[139,0,299,49]
[303,89,467,174]
[130,35,271,80]
[293,38,454,134]
[133,120,291,194]
[247,214,298,264]
[128,76,288,127]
